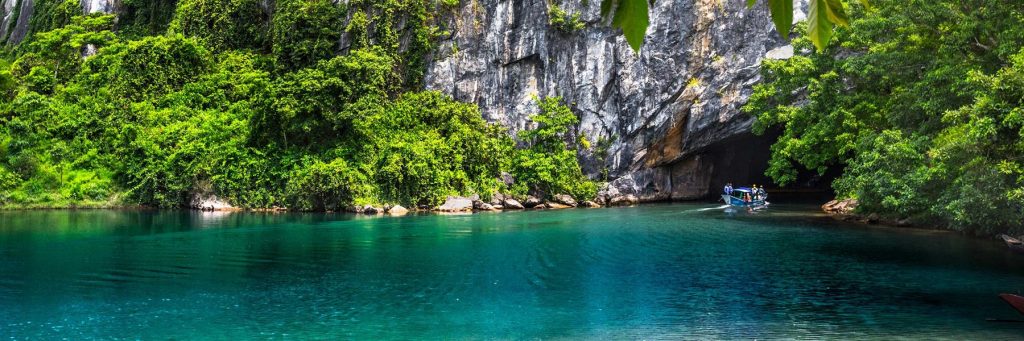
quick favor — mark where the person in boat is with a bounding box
[752,185,760,201]
[757,186,767,200]
[724,183,733,195]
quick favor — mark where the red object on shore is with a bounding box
[999,294,1024,315]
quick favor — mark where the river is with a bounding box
[2,204,1023,339]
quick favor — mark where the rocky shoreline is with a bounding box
[821,199,914,228]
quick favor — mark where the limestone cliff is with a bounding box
[426,0,802,201]
[0,0,802,202]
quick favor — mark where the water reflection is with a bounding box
[1,206,1024,339]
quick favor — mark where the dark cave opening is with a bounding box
[699,129,840,204]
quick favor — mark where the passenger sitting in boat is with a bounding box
[744,192,751,203]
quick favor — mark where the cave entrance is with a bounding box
[699,129,838,204]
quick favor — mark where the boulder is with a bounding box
[552,194,578,207]
[822,199,858,215]
[523,196,542,208]
[545,202,573,209]
[499,172,515,187]
[489,193,507,206]
[503,198,525,209]
[473,200,496,211]
[436,196,474,212]
[387,205,409,215]
[580,200,600,208]
[361,205,382,214]
[609,194,639,207]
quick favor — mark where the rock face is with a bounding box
[1,0,117,45]
[427,0,805,201]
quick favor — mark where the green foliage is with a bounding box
[512,97,598,200]
[117,0,179,38]
[602,0,869,52]
[285,157,371,211]
[745,0,1024,233]
[601,0,647,52]
[83,34,211,102]
[0,5,597,211]
[344,0,444,88]
[26,0,82,39]
[169,0,269,52]
[271,0,344,71]
[549,5,585,33]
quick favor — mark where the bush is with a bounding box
[512,97,597,200]
[285,158,371,211]
[271,0,344,71]
[169,0,269,51]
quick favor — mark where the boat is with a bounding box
[721,187,768,208]
[998,234,1024,254]
[1000,293,1024,315]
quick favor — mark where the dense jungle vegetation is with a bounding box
[745,0,1024,233]
[0,0,597,210]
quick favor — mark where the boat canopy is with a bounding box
[734,188,752,193]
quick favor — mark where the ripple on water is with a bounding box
[3,205,1024,339]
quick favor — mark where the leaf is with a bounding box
[807,0,834,51]
[608,0,649,52]
[766,0,794,39]
[857,0,873,11]
[746,0,757,8]
[824,0,850,26]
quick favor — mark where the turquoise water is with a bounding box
[2,204,1024,339]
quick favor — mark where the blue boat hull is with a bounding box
[722,194,767,207]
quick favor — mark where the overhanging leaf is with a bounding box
[824,0,850,26]
[766,0,794,39]
[746,0,757,8]
[807,0,834,51]
[608,0,650,52]
[857,0,873,11]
